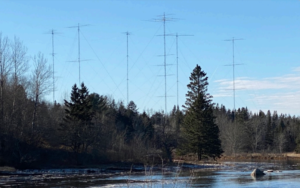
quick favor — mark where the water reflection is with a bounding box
[187,162,300,188]
[1,160,300,187]
[189,170,217,187]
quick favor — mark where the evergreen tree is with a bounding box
[265,110,273,150]
[141,111,154,147]
[60,83,94,155]
[180,64,222,160]
[170,105,184,134]
[115,101,134,143]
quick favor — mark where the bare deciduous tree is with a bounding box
[11,36,28,83]
[9,36,28,128]
[30,52,52,130]
[276,132,287,153]
[246,117,266,152]
[0,33,12,130]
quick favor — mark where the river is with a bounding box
[1,160,300,187]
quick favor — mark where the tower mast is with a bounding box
[51,30,55,103]
[68,23,89,85]
[124,31,131,105]
[151,13,176,114]
[224,37,243,114]
[46,29,59,103]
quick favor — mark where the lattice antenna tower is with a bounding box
[51,30,55,103]
[224,37,243,117]
[175,33,193,108]
[68,23,89,85]
[151,13,177,114]
[123,31,131,105]
[45,29,60,103]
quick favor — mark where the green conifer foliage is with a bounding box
[61,83,94,155]
[181,64,223,160]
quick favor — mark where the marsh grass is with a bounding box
[123,161,196,188]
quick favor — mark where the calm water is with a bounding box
[1,161,300,187]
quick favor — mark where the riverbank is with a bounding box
[219,152,300,161]
[172,152,300,163]
[2,152,300,173]
[0,161,222,175]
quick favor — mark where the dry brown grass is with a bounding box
[219,152,300,161]
[286,152,300,158]
[0,166,16,172]
[175,152,300,162]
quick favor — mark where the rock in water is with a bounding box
[251,168,265,177]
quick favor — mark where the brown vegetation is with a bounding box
[219,152,300,161]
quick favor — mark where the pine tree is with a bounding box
[180,64,222,160]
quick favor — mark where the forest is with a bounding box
[1,33,300,168]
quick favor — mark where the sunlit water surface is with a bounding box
[1,161,300,187]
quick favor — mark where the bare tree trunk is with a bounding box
[32,94,38,130]
[198,144,202,160]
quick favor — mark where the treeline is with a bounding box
[1,33,300,168]
[215,106,300,154]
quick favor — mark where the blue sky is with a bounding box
[1,0,300,116]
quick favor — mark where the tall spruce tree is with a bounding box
[181,64,222,160]
[60,83,94,154]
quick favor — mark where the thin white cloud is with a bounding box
[249,91,300,115]
[292,66,300,72]
[213,93,232,97]
[215,74,300,91]
[213,68,300,116]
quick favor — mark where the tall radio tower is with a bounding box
[68,23,89,85]
[46,29,59,103]
[151,13,176,114]
[224,37,243,117]
[123,31,131,105]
